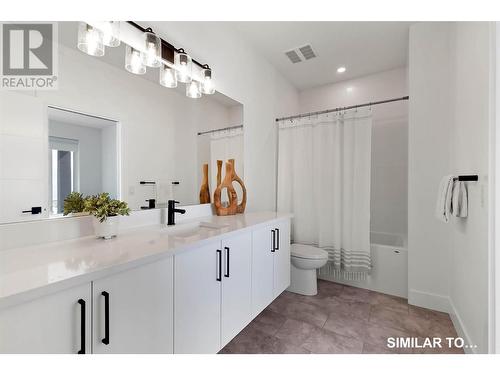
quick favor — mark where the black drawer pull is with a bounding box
[275,228,280,251]
[101,291,110,345]
[77,299,86,354]
[271,229,276,252]
[216,249,222,281]
[224,247,230,278]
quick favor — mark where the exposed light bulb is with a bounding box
[201,66,215,95]
[175,50,192,83]
[177,62,189,82]
[143,31,161,68]
[125,46,146,75]
[102,21,120,47]
[77,23,104,57]
[160,65,177,88]
[186,81,202,99]
[145,42,158,66]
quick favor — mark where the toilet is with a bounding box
[287,244,329,296]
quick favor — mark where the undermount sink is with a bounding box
[162,221,229,239]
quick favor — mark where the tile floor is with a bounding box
[219,280,464,354]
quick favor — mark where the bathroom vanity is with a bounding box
[0,212,291,354]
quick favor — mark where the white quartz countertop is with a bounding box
[0,211,291,308]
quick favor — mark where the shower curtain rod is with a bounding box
[197,124,243,136]
[275,95,409,122]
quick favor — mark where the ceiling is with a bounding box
[228,22,413,90]
[58,22,413,95]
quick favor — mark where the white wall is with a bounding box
[101,125,118,198]
[49,120,103,196]
[408,22,492,353]
[449,22,491,354]
[408,22,453,312]
[299,68,408,236]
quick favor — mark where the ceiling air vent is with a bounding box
[284,49,302,64]
[298,44,316,60]
[284,44,317,64]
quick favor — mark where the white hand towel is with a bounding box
[435,175,454,223]
[452,181,468,217]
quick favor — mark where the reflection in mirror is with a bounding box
[47,107,118,216]
[172,92,244,207]
[197,105,244,205]
[0,22,244,224]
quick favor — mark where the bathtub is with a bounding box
[318,231,408,298]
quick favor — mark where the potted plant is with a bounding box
[63,192,88,217]
[83,193,130,239]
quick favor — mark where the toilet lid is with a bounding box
[291,244,329,260]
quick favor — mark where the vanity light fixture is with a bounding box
[160,65,178,88]
[77,21,215,99]
[186,81,202,99]
[175,49,193,84]
[77,22,105,57]
[125,45,146,75]
[143,29,162,68]
[201,65,215,95]
[102,21,120,47]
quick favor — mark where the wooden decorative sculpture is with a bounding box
[228,159,247,214]
[214,161,238,216]
[216,160,222,187]
[199,163,211,204]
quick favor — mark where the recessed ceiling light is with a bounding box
[337,66,346,73]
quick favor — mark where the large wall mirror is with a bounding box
[0,21,243,225]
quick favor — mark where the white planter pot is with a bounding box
[68,212,88,217]
[93,216,120,239]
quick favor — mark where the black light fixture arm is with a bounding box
[126,21,208,69]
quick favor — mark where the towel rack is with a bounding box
[453,175,478,182]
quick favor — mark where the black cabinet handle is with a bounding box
[77,299,86,354]
[22,206,42,214]
[216,249,222,281]
[224,247,230,278]
[275,228,280,251]
[271,230,276,252]
[101,291,110,345]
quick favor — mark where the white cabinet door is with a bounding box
[92,258,174,354]
[251,224,275,316]
[273,220,291,297]
[174,241,222,353]
[0,283,91,354]
[0,91,48,224]
[221,231,252,347]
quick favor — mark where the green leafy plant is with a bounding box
[83,193,130,223]
[63,192,86,216]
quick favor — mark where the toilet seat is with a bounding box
[291,244,328,260]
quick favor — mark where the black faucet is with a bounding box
[167,200,186,225]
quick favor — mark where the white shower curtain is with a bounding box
[277,108,372,279]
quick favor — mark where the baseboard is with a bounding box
[408,289,451,313]
[448,299,478,354]
[408,289,478,354]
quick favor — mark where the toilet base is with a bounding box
[287,263,319,296]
